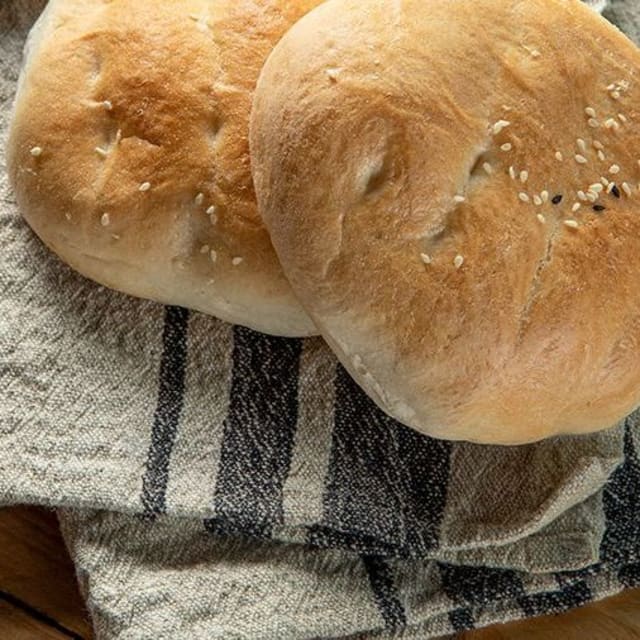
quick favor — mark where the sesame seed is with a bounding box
[605,118,619,129]
[533,195,542,206]
[483,162,493,175]
[572,203,581,212]
[588,119,600,128]
[597,150,606,161]
[206,206,216,216]
[111,234,120,241]
[232,257,243,266]
[95,146,108,158]
[552,194,563,205]
[585,107,597,118]
[139,182,151,192]
[454,255,464,269]
[555,151,564,161]
[103,100,113,111]
[420,253,432,265]
[609,164,621,174]
[586,191,598,203]
[492,120,511,134]
[607,83,616,91]
[30,146,42,157]
[520,170,529,183]
[564,219,579,229]
[577,138,587,153]
[607,183,617,195]
[622,182,632,196]
[518,192,530,203]
[509,166,516,180]
[200,244,210,254]
[619,114,628,124]
[593,140,605,150]
[578,190,588,201]
[575,154,588,164]
[65,213,72,221]
[195,193,204,206]
[541,190,549,203]
[115,129,122,145]
[537,213,546,224]
[593,205,606,212]
[453,195,466,204]
[589,183,604,193]
[189,15,209,31]
[210,250,217,263]
[611,91,621,100]
[501,143,513,152]
[601,176,610,186]
[100,213,110,226]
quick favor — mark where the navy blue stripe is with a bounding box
[362,555,407,631]
[306,525,399,556]
[141,306,190,518]
[619,562,640,587]
[600,419,640,565]
[439,564,526,631]
[448,608,475,632]
[440,564,593,624]
[206,327,302,538]
[309,364,452,556]
[439,563,525,607]
[0,591,84,640]
[518,579,592,617]
[394,413,452,551]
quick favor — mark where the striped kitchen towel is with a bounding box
[2,0,640,638]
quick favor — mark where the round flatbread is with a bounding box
[251,0,640,442]
[8,0,321,336]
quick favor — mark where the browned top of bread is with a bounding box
[8,0,320,336]
[251,0,640,442]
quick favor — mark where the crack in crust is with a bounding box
[517,218,562,343]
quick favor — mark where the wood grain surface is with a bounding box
[0,506,639,639]
[0,507,91,639]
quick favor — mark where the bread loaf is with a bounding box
[8,0,320,336]
[251,0,640,442]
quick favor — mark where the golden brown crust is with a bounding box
[251,0,640,442]
[7,0,321,336]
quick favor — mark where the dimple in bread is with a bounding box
[251,0,640,443]
[7,0,321,337]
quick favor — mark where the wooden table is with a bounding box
[1,506,639,639]
[0,507,91,640]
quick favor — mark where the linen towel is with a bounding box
[2,1,640,638]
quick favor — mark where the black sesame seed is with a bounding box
[611,185,621,198]
[593,205,606,212]
[551,194,563,205]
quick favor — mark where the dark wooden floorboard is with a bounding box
[0,507,92,639]
[0,599,76,640]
